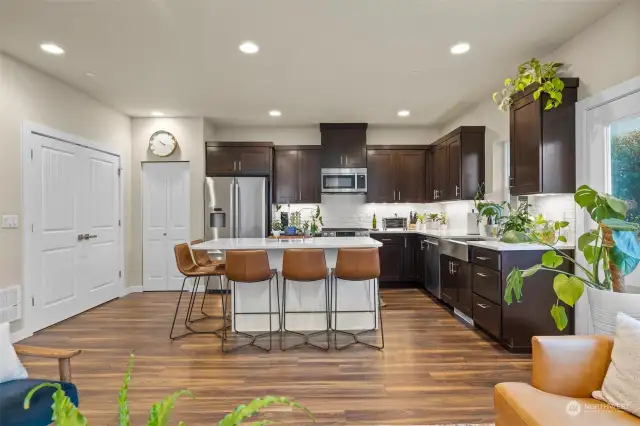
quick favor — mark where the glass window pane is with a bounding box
[610,116,640,224]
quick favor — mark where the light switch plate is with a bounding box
[1,215,19,229]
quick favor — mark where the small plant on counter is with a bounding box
[416,213,425,224]
[473,184,503,225]
[493,58,565,112]
[498,201,534,237]
[24,353,314,426]
[272,220,283,232]
[427,213,440,222]
[531,214,569,245]
[502,185,640,330]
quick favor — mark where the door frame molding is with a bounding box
[574,76,640,334]
[21,120,125,335]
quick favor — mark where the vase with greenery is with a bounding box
[427,213,440,229]
[502,185,640,330]
[271,220,283,237]
[531,214,569,245]
[498,201,534,238]
[24,354,314,426]
[493,58,565,112]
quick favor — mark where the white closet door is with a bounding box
[142,162,190,291]
[81,148,122,307]
[30,135,84,330]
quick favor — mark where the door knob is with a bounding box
[84,234,98,239]
[163,233,167,236]
[77,234,86,241]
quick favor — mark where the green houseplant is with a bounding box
[503,185,640,330]
[493,58,565,112]
[24,354,314,426]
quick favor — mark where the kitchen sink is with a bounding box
[440,237,489,262]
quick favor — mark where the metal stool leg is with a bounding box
[222,275,280,353]
[169,276,190,340]
[280,276,330,351]
[334,277,384,351]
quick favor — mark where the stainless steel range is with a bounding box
[320,227,370,237]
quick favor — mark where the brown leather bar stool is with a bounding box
[191,239,227,318]
[222,250,280,353]
[332,248,384,350]
[280,249,330,351]
[170,243,226,340]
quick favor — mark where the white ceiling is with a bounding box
[0,0,621,126]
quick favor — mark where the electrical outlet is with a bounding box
[1,215,19,229]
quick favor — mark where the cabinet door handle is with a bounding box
[393,190,396,201]
[404,237,407,248]
[433,189,436,199]
[476,272,488,277]
[477,256,490,261]
[398,190,401,201]
[299,189,302,201]
[345,155,348,165]
[455,185,460,197]
[477,303,490,309]
[340,155,344,166]
[381,238,393,242]
[448,261,453,274]
[238,161,242,171]
[233,161,237,171]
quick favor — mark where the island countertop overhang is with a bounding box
[192,237,383,251]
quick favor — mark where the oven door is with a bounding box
[321,169,357,193]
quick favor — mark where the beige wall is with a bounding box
[215,125,439,146]
[0,52,132,334]
[129,117,206,287]
[440,0,640,200]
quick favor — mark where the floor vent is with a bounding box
[0,285,21,323]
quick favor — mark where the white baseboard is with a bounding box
[11,328,33,343]
[122,285,143,296]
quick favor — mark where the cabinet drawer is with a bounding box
[472,294,501,339]
[371,234,405,245]
[472,248,501,270]
[472,265,501,304]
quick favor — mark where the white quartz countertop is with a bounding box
[192,237,382,251]
[369,229,575,251]
[466,240,575,251]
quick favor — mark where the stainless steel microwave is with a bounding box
[321,168,367,193]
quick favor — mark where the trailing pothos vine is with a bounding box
[493,58,565,112]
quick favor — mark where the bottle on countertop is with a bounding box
[372,212,377,230]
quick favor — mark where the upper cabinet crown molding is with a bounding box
[509,78,579,196]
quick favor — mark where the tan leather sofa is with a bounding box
[495,335,640,425]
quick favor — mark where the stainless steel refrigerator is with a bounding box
[204,177,269,240]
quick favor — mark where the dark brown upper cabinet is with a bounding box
[366,146,427,203]
[509,78,579,196]
[206,142,273,176]
[430,126,485,201]
[320,123,367,168]
[274,146,321,204]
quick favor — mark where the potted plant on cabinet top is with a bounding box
[493,58,565,112]
[502,185,640,333]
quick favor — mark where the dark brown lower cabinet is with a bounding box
[470,247,575,352]
[372,233,422,285]
[440,255,472,317]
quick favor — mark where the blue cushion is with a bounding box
[0,379,79,426]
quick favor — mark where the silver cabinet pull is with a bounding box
[299,189,302,201]
[404,237,407,248]
[381,238,392,242]
[345,155,348,165]
[233,161,237,171]
[455,185,460,197]
[393,190,396,201]
[476,272,488,277]
[477,256,490,261]
[238,161,242,171]
[398,191,401,201]
[477,303,490,309]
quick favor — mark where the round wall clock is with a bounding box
[149,130,178,157]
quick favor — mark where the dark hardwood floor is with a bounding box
[19,288,530,425]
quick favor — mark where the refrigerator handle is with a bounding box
[234,181,240,237]
[229,179,235,238]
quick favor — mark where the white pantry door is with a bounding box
[142,162,190,291]
[576,78,640,333]
[26,132,122,331]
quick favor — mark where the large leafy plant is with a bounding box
[493,58,565,112]
[24,354,314,426]
[503,185,640,330]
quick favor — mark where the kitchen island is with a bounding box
[192,237,383,332]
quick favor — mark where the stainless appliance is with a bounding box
[423,237,441,298]
[321,168,367,193]
[205,177,268,240]
[320,227,370,237]
[382,217,407,230]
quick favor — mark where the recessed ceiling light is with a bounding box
[40,43,65,55]
[151,111,164,117]
[85,72,96,78]
[239,41,259,54]
[450,42,470,55]
[397,110,410,117]
[269,110,282,117]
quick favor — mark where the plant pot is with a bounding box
[587,286,640,335]
[272,230,281,237]
[484,224,499,237]
[439,223,447,230]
